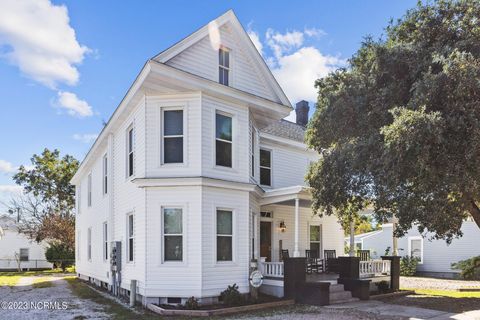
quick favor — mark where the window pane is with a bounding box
[310,226,320,241]
[217,236,232,261]
[165,236,183,261]
[164,137,183,163]
[164,110,183,136]
[219,49,224,66]
[164,209,182,234]
[129,238,134,261]
[217,210,232,235]
[260,168,271,186]
[216,140,232,167]
[260,149,271,167]
[224,50,229,68]
[216,114,232,141]
[128,129,133,152]
[129,152,134,176]
[411,239,422,259]
[129,215,133,236]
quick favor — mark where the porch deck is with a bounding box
[306,273,339,284]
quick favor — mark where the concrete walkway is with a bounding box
[325,300,480,320]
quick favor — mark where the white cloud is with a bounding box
[254,27,345,121]
[0,0,90,88]
[0,160,16,174]
[73,133,98,144]
[55,91,93,117]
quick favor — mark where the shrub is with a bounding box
[400,255,419,276]
[375,280,390,293]
[45,243,75,272]
[185,296,199,310]
[452,256,480,280]
[220,283,243,307]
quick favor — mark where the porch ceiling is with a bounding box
[259,185,312,206]
[269,199,311,208]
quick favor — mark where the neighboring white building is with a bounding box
[353,220,480,278]
[0,215,52,270]
[71,10,345,304]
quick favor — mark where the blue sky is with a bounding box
[0,0,418,203]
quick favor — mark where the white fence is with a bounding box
[359,259,391,278]
[0,259,53,270]
[259,261,284,278]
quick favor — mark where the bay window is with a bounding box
[215,112,232,167]
[217,209,233,262]
[163,208,183,261]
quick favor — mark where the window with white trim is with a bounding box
[217,209,233,261]
[309,225,322,258]
[127,125,134,177]
[251,127,255,177]
[408,236,423,263]
[103,222,108,261]
[103,154,108,195]
[219,48,230,86]
[260,149,272,186]
[127,214,134,262]
[163,109,183,164]
[19,248,29,261]
[87,227,92,261]
[163,208,183,261]
[87,173,92,207]
[215,112,232,167]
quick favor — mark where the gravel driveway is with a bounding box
[401,276,480,290]
[0,274,110,320]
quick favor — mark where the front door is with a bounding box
[260,221,272,262]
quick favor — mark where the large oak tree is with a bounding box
[306,0,480,240]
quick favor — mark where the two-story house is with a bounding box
[71,10,345,305]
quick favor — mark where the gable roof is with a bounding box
[261,119,306,143]
[153,10,291,108]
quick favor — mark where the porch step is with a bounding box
[329,284,345,293]
[329,297,360,305]
[329,290,354,302]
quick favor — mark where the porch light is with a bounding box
[279,221,286,232]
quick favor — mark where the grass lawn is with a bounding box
[379,288,480,313]
[0,268,75,287]
[0,272,23,286]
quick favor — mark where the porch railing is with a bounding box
[359,259,391,278]
[259,261,284,278]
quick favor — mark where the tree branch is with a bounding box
[468,199,480,229]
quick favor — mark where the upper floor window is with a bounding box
[127,214,134,262]
[251,128,255,177]
[103,154,108,195]
[87,173,92,207]
[163,109,183,164]
[215,112,232,167]
[219,48,230,86]
[87,227,92,261]
[127,126,134,177]
[163,208,183,261]
[260,149,272,186]
[408,236,423,264]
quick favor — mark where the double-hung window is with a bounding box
[87,173,92,207]
[163,110,183,164]
[216,209,233,262]
[163,208,183,261]
[215,113,232,167]
[127,214,134,262]
[251,128,255,177]
[19,248,29,261]
[260,149,272,186]
[408,236,423,263]
[219,48,230,86]
[103,154,108,195]
[127,126,134,177]
[103,222,108,261]
[87,227,92,261]
[309,225,322,258]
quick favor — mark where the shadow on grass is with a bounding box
[379,293,480,313]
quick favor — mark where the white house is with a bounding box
[0,215,52,270]
[71,10,345,305]
[353,220,480,278]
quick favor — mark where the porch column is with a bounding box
[293,197,300,257]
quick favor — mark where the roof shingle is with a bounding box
[261,119,306,143]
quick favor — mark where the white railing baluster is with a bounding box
[359,259,391,278]
[259,261,284,278]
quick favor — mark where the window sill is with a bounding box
[214,165,237,173]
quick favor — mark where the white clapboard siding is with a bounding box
[166,22,278,103]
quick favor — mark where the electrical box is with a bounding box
[110,241,122,272]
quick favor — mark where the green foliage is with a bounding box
[451,256,480,280]
[400,256,420,276]
[8,148,78,250]
[375,280,390,293]
[220,283,243,307]
[184,296,199,310]
[45,243,75,272]
[306,0,480,240]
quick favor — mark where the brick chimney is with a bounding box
[295,100,309,126]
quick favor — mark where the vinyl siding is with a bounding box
[165,22,278,103]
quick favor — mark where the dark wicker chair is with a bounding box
[305,250,322,273]
[324,250,338,273]
[281,249,290,261]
